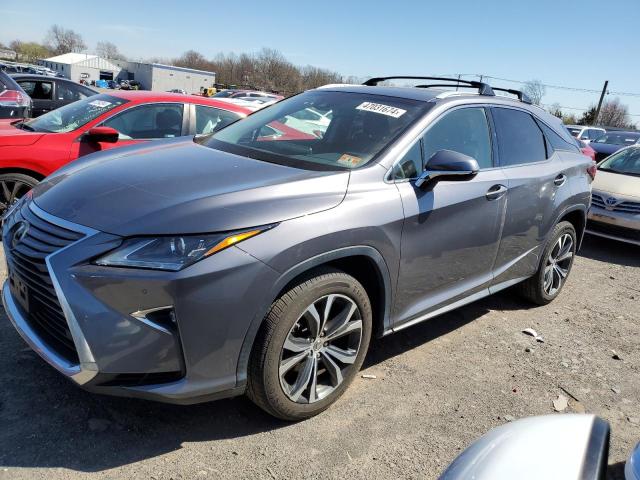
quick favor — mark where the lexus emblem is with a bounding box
[11,221,29,249]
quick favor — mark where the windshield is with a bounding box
[593,132,640,146]
[599,147,640,176]
[25,94,128,133]
[207,90,428,170]
[566,127,581,137]
[213,90,237,98]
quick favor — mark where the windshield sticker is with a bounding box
[89,100,112,108]
[356,102,406,118]
[337,154,364,167]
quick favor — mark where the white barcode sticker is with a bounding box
[356,102,406,118]
[89,100,112,108]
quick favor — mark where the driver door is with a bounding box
[71,103,187,159]
[392,106,508,327]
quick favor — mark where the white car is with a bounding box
[280,107,332,136]
[565,125,606,143]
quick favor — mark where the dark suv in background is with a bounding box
[2,76,593,420]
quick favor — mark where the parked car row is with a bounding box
[565,123,640,161]
[0,61,61,77]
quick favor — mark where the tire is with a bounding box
[517,221,577,305]
[247,267,372,421]
[0,173,39,216]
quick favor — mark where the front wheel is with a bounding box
[0,173,39,217]
[247,268,372,421]
[518,221,577,305]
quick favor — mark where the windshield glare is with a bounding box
[599,147,640,176]
[594,132,640,145]
[25,94,128,133]
[207,90,428,170]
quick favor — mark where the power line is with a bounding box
[456,73,640,98]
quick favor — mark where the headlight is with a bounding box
[95,227,270,271]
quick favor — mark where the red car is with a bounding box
[0,91,251,214]
[577,138,596,161]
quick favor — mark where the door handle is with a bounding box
[554,174,567,187]
[486,184,508,201]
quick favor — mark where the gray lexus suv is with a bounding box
[2,77,593,420]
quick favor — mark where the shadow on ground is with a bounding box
[579,235,640,267]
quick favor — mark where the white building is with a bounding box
[41,53,122,83]
[40,54,216,94]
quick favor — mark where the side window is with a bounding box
[492,108,547,166]
[392,141,422,180]
[536,119,580,153]
[103,104,184,139]
[422,107,493,169]
[589,129,603,141]
[57,83,91,102]
[18,81,53,100]
[195,105,241,134]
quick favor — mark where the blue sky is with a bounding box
[1,0,638,122]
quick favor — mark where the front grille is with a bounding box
[592,194,640,214]
[587,220,640,242]
[5,204,85,363]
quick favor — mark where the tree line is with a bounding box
[1,25,342,95]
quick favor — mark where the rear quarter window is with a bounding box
[492,108,547,166]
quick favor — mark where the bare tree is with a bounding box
[300,65,342,89]
[548,103,563,119]
[173,50,211,71]
[171,47,343,95]
[45,25,86,55]
[96,41,126,60]
[523,79,546,105]
[597,98,632,128]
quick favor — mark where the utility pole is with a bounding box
[594,80,608,126]
[456,74,461,91]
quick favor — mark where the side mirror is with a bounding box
[627,442,640,480]
[415,149,480,189]
[440,415,610,480]
[85,126,119,143]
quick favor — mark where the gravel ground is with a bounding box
[0,235,638,480]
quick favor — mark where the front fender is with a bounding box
[234,245,393,388]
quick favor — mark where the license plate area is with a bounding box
[8,267,30,313]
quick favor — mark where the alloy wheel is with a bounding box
[279,294,363,404]
[543,233,574,296]
[0,179,31,216]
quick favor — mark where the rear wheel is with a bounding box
[518,221,577,305]
[0,173,38,216]
[248,268,372,421]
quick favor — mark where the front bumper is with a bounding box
[587,203,640,246]
[2,200,279,404]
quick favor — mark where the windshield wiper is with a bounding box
[16,122,36,132]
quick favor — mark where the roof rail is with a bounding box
[362,76,495,97]
[491,87,532,104]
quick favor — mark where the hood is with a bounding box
[0,122,46,146]
[33,138,349,236]
[593,169,640,199]
[590,142,622,155]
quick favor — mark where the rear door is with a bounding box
[489,106,568,287]
[392,106,508,326]
[55,81,96,109]
[190,104,243,135]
